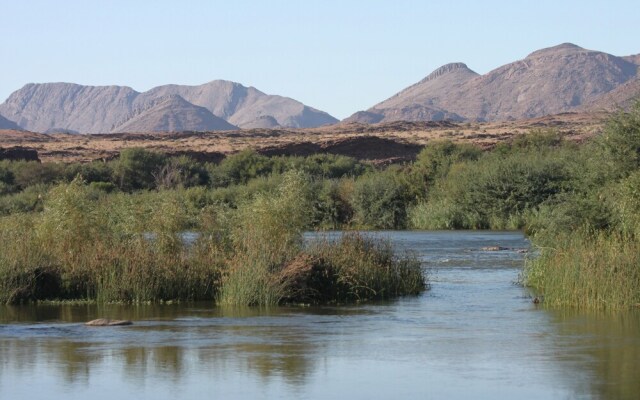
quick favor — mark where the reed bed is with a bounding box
[523,231,640,310]
[1,174,427,305]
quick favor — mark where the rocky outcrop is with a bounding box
[0,146,40,162]
[258,136,423,164]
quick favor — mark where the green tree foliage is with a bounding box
[155,155,210,189]
[405,140,482,201]
[112,147,167,191]
[596,101,640,178]
[209,149,273,187]
[8,161,66,189]
[351,168,410,229]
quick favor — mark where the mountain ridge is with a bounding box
[346,43,640,123]
[0,81,338,134]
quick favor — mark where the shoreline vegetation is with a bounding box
[1,103,639,308]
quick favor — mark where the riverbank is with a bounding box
[1,104,639,308]
[0,173,425,305]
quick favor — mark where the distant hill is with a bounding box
[139,81,337,129]
[0,114,20,130]
[112,95,237,132]
[241,115,281,129]
[346,43,640,123]
[0,81,338,134]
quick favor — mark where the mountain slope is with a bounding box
[112,95,237,132]
[347,43,639,123]
[138,80,338,128]
[0,83,137,133]
[0,114,20,130]
[581,76,640,111]
[0,81,338,133]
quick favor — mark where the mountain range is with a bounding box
[0,43,639,134]
[345,43,640,123]
[0,80,338,133]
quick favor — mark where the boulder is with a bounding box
[85,318,133,326]
[481,246,510,251]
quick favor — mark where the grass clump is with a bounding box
[280,233,426,304]
[217,171,313,306]
[523,230,640,310]
[0,178,223,304]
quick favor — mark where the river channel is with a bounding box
[1,231,638,399]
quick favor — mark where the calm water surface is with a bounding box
[1,231,639,399]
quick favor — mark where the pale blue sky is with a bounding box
[1,0,638,119]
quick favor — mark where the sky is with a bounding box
[1,0,639,120]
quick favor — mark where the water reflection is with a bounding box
[547,309,640,400]
[0,303,349,388]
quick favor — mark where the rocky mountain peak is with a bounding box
[423,63,473,82]
[525,42,587,59]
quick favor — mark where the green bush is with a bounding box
[405,140,482,201]
[154,155,210,189]
[112,147,167,191]
[0,184,49,215]
[63,161,114,184]
[8,161,66,189]
[595,101,640,178]
[311,178,355,229]
[351,169,410,229]
[209,150,273,187]
[411,150,572,229]
[274,154,369,179]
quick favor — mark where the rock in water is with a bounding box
[85,318,133,326]
[481,246,510,251]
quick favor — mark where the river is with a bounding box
[1,231,638,399]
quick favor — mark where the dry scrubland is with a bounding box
[0,112,606,164]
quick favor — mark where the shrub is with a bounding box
[0,184,48,215]
[63,161,114,184]
[405,140,482,201]
[351,169,410,229]
[154,155,210,189]
[9,161,66,189]
[209,150,273,187]
[112,147,167,191]
[595,101,640,178]
[311,178,355,229]
[411,150,572,229]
